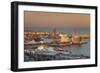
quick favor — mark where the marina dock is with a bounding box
[24,31,90,61]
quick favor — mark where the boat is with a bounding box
[72,41,87,45]
[47,42,71,47]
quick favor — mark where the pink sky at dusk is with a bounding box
[24,11,90,29]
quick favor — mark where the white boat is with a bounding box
[24,40,36,44]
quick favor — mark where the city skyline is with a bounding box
[24,11,90,62]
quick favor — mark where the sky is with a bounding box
[24,11,90,33]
